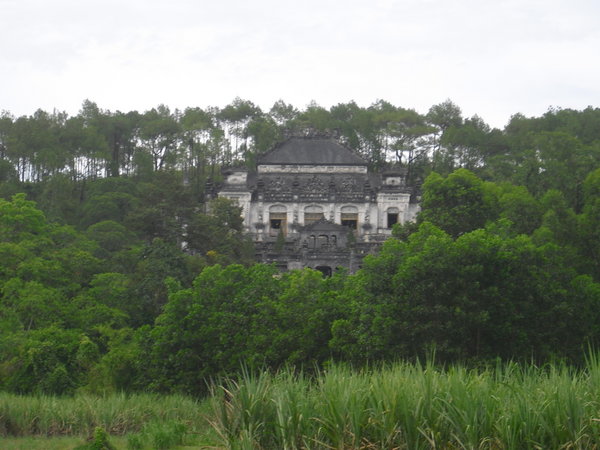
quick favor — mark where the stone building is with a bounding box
[214,136,420,273]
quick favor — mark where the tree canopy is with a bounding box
[2,100,600,394]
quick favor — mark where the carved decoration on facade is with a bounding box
[329,176,336,191]
[269,176,285,191]
[341,177,358,192]
[305,175,326,194]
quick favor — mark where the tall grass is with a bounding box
[210,358,600,449]
[0,393,207,437]
[6,358,600,448]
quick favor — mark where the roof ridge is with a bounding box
[257,136,366,166]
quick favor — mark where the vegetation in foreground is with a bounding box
[5,358,600,449]
[211,358,600,449]
[0,393,217,448]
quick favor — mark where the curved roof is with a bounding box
[258,137,366,166]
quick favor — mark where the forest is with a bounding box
[1,98,600,397]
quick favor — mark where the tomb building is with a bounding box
[213,136,420,273]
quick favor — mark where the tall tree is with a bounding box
[269,99,298,127]
[217,98,261,162]
[139,105,180,172]
[440,115,491,170]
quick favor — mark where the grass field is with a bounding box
[0,392,218,449]
[0,435,127,450]
[211,357,600,449]
[0,435,213,449]
[4,357,600,449]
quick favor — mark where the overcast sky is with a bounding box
[2,0,599,128]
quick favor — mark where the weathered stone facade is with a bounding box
[214,136,420,273]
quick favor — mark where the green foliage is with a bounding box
[1,327,82,394]
[37,174,80,224]
[185,197,254,264]
[147,421,187,450]
[534,189,578,246]
[210,360,600,449]
[391,219,418,240]
[123,172,194,243]
[80,192,138,229]
[123,421,190,450]
[498,183,543,235]
[332,222,600,363]
[1,101,599,203]
[146,265,345,393]
[577,168,600,279]
[0,194,48,242]
[82,327,141,394]
[206,196,244,232]
[2,101,600,396]
[86,221,135,255]
[126,238,194,326]
[73,426,115,450]
[419,169,498,236]
[0,392,206,437]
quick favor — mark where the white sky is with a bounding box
[2,0,599,128]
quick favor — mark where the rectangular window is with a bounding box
[269,213,287,236]
[387,213,398,228]
[341,213,358,230]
